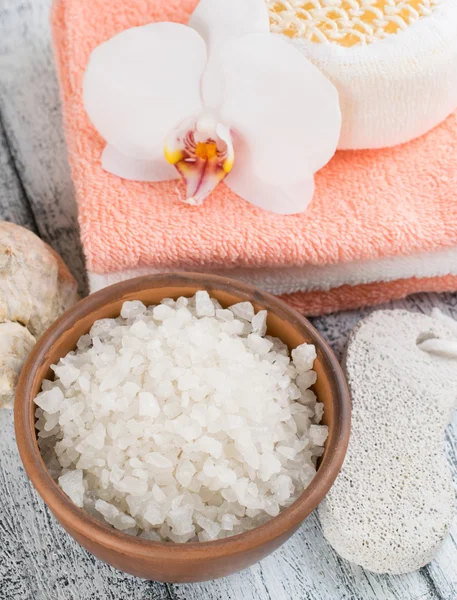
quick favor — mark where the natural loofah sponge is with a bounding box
[268,0,457,150]
[319,309,457,574]
[268,0,442,47]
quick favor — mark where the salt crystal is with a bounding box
[123,381,141,397]
[43,412,59,431]
[168,504,194,535]
[58,470,84,507]
[174,416,202,441]
[35,293,324,543]
[296,371,318,392]
[140,530,162,541]
[130,320,151,339]
[116,476,148,496]
[195,514,221,539]
[35,387,64,414]
[163,402,182,420]
[100,469,110,489]
[272,475,294,503]
[171,495,183,510]
[287,383,301,401]
[215,309,234,321]
[313,402,324,423]
[53,364,80,389]
[195,290,215,317]
[155,380,174,400]
[221,320,245,336]
[264,497,280,517]
[152,484,167,503]
[230,302,255,322]
[144,504,164,526]
[251,310,268,336]
[213,464,237,487]
[138,392,160,418]
[145,452,174,469]
[276,446,296,460]
[299,389,317,406]
[176,297,188,309]
[121,301,146,319]
[178,371,199,391]
[197,435,223,459]
[258,454,282,482]
[77,334,91,351]
[176,460,197,488]
[294,413,311,435]
[152,304,175,321]
[247,334,274,356]
[292,344,317,373]
[309,424,329,447]
[132,468,148,481]
[95,499,136,530]
[220,513,240,531]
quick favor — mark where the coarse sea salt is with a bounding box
[35,292,327,543]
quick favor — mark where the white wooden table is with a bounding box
[1,2,456,598]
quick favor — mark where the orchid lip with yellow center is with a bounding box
[165,117,235,206]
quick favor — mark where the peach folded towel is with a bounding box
[51,0,457,315]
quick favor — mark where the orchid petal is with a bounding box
[102,145,179,182]
[225,143,314,215]
[219,34,341,187]
[165,116,234,205]
[215,123,235,173]
[83,23,206,162]
[188,0,270,52]
[188,0,270,108]
[176,157,229,206]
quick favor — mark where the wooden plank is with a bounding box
[0,113,38,233]
[0,413,173,600]
[0,0,87,295]
[423,414,457,600]
[170,513,439,600]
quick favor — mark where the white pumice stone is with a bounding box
[35,293,325,542]
[319,309,457,574]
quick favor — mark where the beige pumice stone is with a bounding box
[0,322,36,409]
[319,309,457,574]
[0,222,78,408]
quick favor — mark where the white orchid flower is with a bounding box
[83,0,341,214]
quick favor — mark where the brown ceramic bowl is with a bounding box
[15,273,350,583]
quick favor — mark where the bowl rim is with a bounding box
[15,272,350,560]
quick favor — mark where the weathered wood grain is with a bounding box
[0,114,38,232]
[0,0,456,598]
[0,408,172,600]
[0,0,87,296]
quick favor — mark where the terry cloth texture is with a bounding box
[51,0,457,315]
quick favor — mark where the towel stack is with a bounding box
[52,0,457,315]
